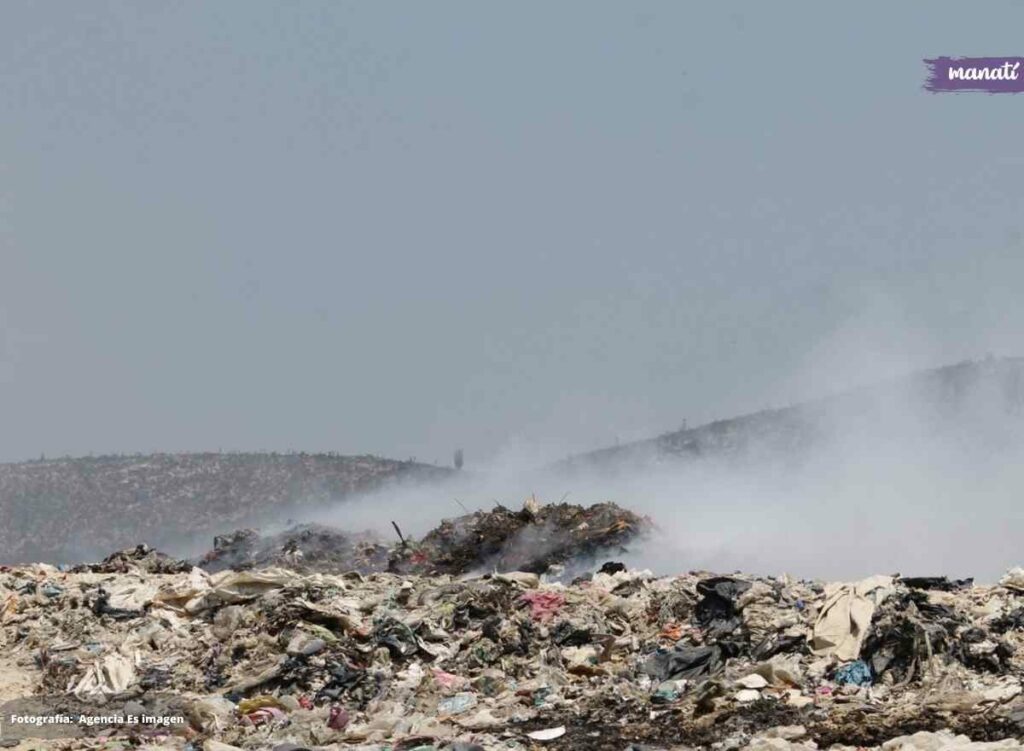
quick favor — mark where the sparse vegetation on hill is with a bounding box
[563,357,1024,471]
[0,452,451,564]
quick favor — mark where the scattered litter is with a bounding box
[527,726,567,741]
[0,499,1022,750]
[834,659,873,686]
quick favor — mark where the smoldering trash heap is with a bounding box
[4,499,1024,750]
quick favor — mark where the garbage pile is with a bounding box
[388,499,650,577]
[3,501,1024,750]
[199,500,651,579]
[199,526,392,576]
[72,544,194,576]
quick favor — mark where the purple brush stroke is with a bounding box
[924,57,1024,93]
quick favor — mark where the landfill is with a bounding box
[4,500,1024,750]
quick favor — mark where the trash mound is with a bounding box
[6,501,1024,750]
[198,499,650,578]
[6,554,1024,751]
[70,543,193,575]
[389,499,651,576]
[199,525,390,575]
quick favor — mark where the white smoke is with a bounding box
[290,300,1024,584]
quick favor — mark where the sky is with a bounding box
[2,1,1024,465]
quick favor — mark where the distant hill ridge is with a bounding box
[4,358,1023,565]
[0,452,451,564]
[563,357,1024,470]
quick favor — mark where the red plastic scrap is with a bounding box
[519,591,566,622]
[244,707,287,726]
[431,668,463,690]
[327,704,350,730]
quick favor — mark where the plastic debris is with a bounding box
[0,500,1021,750]
[526,726,567,741]
[833,659,873,686]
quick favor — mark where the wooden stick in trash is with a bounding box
[391,521,407,546]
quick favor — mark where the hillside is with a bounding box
[564,357,1024,471]
[0,452,452,564]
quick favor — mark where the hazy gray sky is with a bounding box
[2,2,1024,465]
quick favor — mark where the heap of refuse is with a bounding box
[4,501,1024,750]
[198,500,651,578]
[388,499,648,577]
[199,526,393,576]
